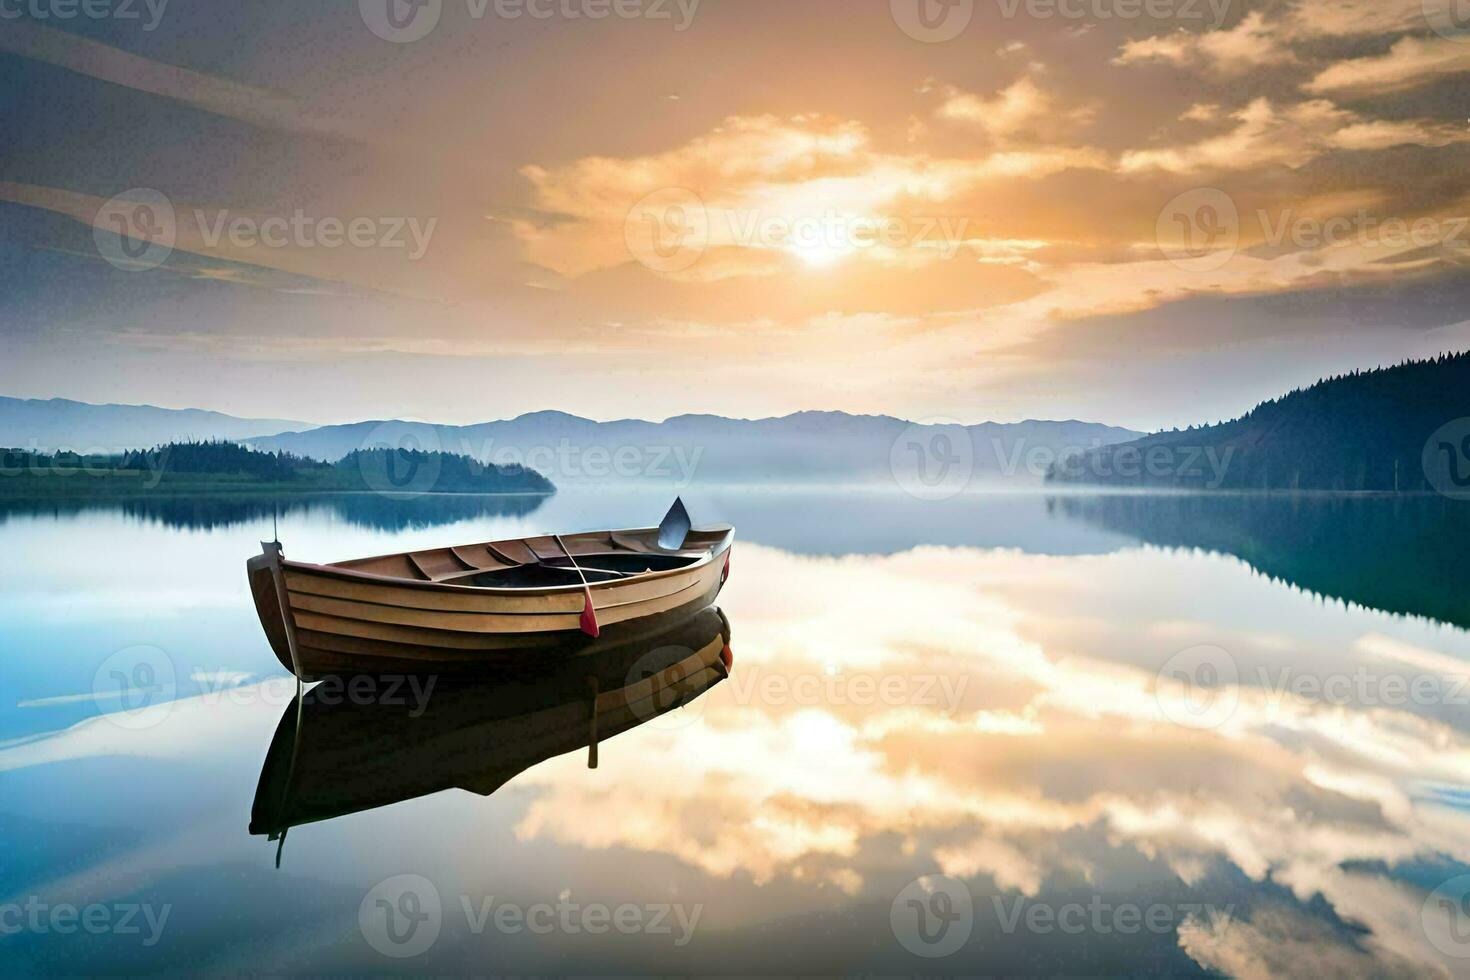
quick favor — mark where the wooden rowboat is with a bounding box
[247,499,734,677]
[250,605,730,851]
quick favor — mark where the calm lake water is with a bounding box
[3,487,1470,976]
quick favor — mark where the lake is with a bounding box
[2,487,1469,975]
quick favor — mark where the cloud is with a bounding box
[1283,0,1432,39]
[1119,98,1470,173]
[934,77,1054,141]
[0,21,357,141]
[1305,35,1470,96]
[1113,13,1291,75]
[1179,901,1432,979]
[516,114,1107,280]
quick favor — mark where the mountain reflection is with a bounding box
[0,491,549,532]
[1050,494,1470,630]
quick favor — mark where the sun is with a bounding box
[786,239,856,267]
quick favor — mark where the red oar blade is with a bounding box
[579,586,601,637]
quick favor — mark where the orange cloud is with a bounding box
[1305,36,1470,96]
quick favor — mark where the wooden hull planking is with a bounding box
[248,524,733,675]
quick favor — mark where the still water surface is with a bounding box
[3,488,1469,975]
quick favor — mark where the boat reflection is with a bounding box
[249,606,731,858]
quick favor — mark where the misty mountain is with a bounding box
[0,396,312,452]
[248,411,1144,486]
[1046,351,1470,492]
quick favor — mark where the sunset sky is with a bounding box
[3,0,1469,429]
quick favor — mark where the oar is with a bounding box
[553,533,601,638]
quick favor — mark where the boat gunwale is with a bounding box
[283,525,733,597]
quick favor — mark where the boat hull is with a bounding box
[248,525,732,676]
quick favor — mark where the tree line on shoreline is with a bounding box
[0,440,555,496]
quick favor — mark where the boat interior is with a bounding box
[322,525,731,589]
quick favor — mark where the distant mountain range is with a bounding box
[0,396,1143,487]
[1047,351,1470,492]
[0,397,309,451]
[246,412,1144,486]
